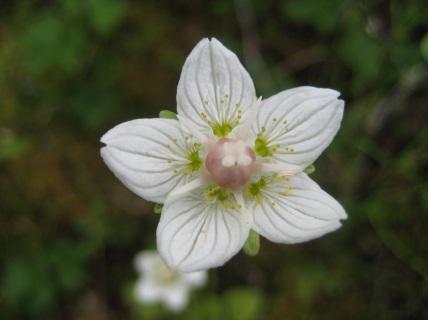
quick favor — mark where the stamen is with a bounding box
[235,97,262,140]
[177,115,214,149]
[169,176,208,198]
[260,162,303,176]
[233,191,251,225]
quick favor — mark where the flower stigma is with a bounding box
[205,138,258,188]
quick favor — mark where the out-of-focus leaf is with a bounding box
[420,33,428,61]
[282,0,345,33]
[88,0,126,35]
[184,294,223,320]
[293,263,340,300]
[48,240,88,290]
[60,0,85,18]
[367,196,428,282]
[0,136,30,160]
[1,240,89,315]
[19,13,85,74]
[223,288,263,320]
[67,83,120,131]
[339,30,383,83]
[390,42,421,71]
[1,257,56,315]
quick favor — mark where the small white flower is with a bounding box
[134,250,207,312]
[101,38,347,272]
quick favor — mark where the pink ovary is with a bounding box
[205,138,257,188]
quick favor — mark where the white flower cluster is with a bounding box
[134,250,206,311]
[101,38,347,273]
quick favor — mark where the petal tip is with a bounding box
[339,208,348,220]
[330,220,343,232]
[100,132,109,144]
[99,145,109,160]
[322,87,341,99]
[195,37,210,49]
[209,37,222,46]
[331,88,342,98]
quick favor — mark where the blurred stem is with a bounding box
[366,64,427,135]
[233,0,276,95]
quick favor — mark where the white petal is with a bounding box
[260,162,303,175]
[177,114,211,147]
[177,38,257,138]
[248,173,346,244]
[134,278,161,303]
[163,286,189,311]
[100,118,202,203]
[134,251,159,274]
[235,97,262,140]
[157,188,250,272]
[252,86,344,167]
[169,176,208,198]
[182,271,207,287]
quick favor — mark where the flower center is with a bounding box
[205,138,257,188]
[155,262,179,285]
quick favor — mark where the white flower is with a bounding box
[101,38,347,272]
[134,250,207,312]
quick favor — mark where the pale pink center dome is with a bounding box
[205,138,257,188]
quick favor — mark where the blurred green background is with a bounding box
[1,0,427,319]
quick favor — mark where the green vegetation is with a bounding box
[1,0,427,319]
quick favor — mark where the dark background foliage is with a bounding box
[0,0,427,319]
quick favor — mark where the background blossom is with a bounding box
[134,250,207,312]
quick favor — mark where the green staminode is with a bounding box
[186,150,202,173]
[212,122,233,137]
[247,178,267,197]
[254,137,274,157]
[207,186,232,202]
[246,177,268,205]
[205,186,240,209]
